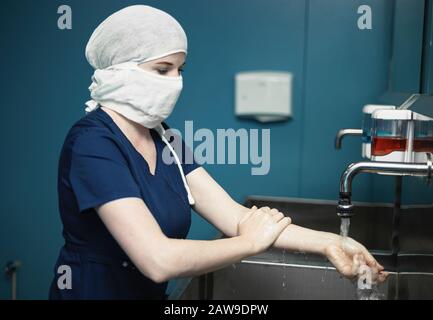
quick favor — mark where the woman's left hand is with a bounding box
[324,235,389,283]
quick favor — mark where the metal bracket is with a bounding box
[426,153,432,186]
[5,261,21,300]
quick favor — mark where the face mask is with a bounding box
[85,61,183,128]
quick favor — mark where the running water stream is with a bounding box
[339,218,384,300]
[340,218,350,237]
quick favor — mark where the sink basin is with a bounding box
[399,204,433,253]
[174,253,396,300]
[170,196,433,300]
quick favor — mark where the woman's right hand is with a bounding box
[237,206,292,254]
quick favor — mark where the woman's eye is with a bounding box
[156,68,169,75]
[154,67,184,76]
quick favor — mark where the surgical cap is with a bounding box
[85,5,188,69]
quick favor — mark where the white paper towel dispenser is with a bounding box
[235,71,293,123]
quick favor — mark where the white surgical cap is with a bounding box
[85,5,187,69]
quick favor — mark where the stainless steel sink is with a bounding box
[399,205,433,253]
[170,197,433,300]
[173,254,397,300]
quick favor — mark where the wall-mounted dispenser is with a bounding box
[371,109,433,164]
[235,71,293,123]
[362,104,396,159]
[414,118,433,163]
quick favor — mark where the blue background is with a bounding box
[0,0,431,299]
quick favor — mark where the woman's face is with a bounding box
[138,52,186,77]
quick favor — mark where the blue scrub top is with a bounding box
[49,108,199,300]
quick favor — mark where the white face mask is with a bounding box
[85,61,183,128]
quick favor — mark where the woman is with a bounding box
[49,5,387,300]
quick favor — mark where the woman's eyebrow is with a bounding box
[155,61,185,68]
[155,61,173,66]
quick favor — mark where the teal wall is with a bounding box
[422,0,433,94]
[390,0,425,93]
[0,0,431,299]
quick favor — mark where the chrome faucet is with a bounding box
[337,155,433,218]
[335,129,363,149]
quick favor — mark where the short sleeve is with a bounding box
[69,129,141,212]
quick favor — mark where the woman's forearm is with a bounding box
[153,224,339,283]
[231,205,341,256]
[153,236,256,282]
[273,224,340,255]
[155,225,325,283]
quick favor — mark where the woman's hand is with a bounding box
[237,206,292,254]
[324,234,389,283]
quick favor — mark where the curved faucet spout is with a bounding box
[336,158,433,218]
[335,129,363,149]
[339,161,432,195]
